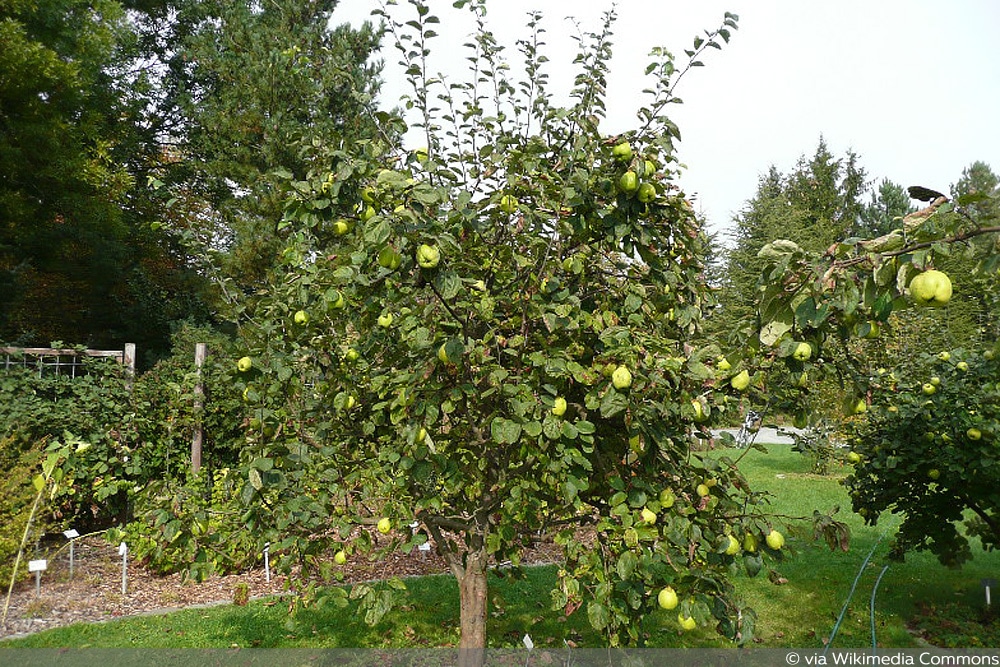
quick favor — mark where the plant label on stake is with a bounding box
[63,529,79,579]
[118,542,128,595]
[263,543,270,583]
[28,560,47,597]
[983,579,997,608]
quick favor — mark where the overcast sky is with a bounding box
[331,0,1000,240]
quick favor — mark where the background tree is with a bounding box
[123,0,390,291]
[711,140,875,341]
[859,178,914,237]
[0,0,220,361]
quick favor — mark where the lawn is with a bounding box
[3,442,998,649]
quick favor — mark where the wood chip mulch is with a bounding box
[0,534,564,642]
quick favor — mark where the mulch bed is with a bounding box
[0,534,563,641]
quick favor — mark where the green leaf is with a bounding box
[759,317,792,346]
[794,297,829,328]
[616,550,638,580]
[248,469,263,491]
[599,390,628,418]
[434,271,461,300]
[363,219,390,246]
[490,418,522,445]
[587,601,610,631]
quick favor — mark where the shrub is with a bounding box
[0,436,48,585]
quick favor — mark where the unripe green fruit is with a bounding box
[612,365,633,390]
[377,517,391,534]
[637,182,657,203]
[657,586,678,610]
[792,341,812,362]
[499,194,518,214]
[612,141,633,162]
[237,356,253,373]
[416,243,441,269]
[377,246,403,270]
[909,269,952,307]
[765,529,785,550]
[730,370,750,392]
[552,397,568,416]
[619,171,639,193]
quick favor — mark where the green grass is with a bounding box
[4,443,998,649]
[716,444,1000,649]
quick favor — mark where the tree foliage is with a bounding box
[205,1,822,650]
[743,161,1000,566]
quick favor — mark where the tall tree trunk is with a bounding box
[454,548,488,667]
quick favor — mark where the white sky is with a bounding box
[331,0,1000,240]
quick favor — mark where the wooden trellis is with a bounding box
[0,344,135,377]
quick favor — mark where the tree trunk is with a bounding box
[455,549,488,667]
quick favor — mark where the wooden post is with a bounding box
[191,343,207,474]
[123,343,136,375]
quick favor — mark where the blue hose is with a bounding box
[870,564,890,652]
[824,531,885,654]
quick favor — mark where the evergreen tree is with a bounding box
[710,139,875,342]
[125,0,391,290]
[859,178,914,237]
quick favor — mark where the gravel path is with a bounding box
[712,426,804,446]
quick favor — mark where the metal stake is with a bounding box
[64,529,79,579]
[118,542,128,595]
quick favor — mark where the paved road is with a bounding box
[712,426,804,446]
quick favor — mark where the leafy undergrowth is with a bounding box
[910,601,1000,648]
